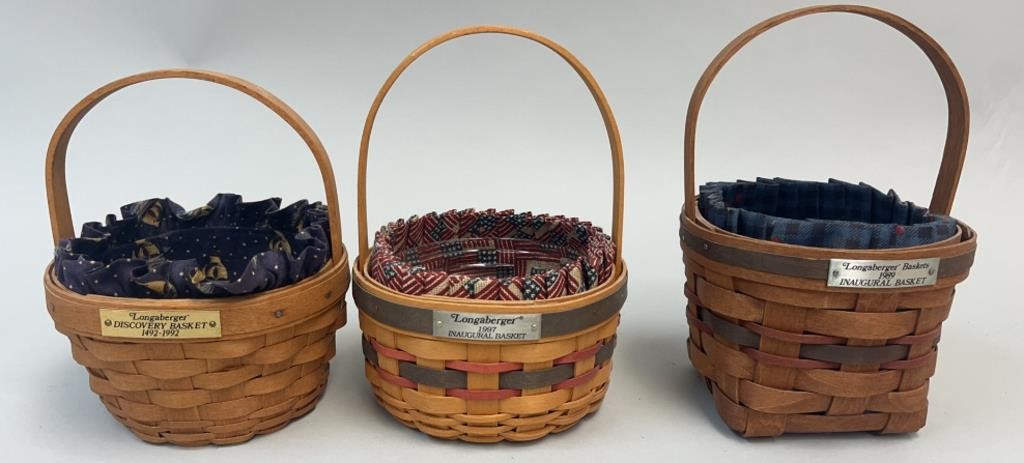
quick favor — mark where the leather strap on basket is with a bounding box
[682,4,970,218]
[353,276,626,339]
[45,68,345,256]
[356,25,625,269]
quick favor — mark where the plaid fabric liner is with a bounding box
[697,178,958,249]
[55,194,331,298]
[369,209,615,300]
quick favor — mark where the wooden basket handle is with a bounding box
[683,4,970,219]
[357,25,625,267]
[45,68,344,256]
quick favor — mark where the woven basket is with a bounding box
[42,69,350,446]
[353,26,627,443]
[681,5,977,436]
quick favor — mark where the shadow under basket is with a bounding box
[41,69,350,446]
[679,5,978,437]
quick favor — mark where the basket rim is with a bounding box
[367,209,617,301]
[683,208,976,261]
[354,254,626,314]
[681,215,975,293]
[358,307,621,346]
[44,246,350,341]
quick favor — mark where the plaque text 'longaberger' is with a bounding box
[433,311,541,341]
[99,309,222,339]
[827,258,940,289]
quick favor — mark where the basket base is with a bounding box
[99,367,330,446]
[58,302,344,446]
[105,379,325,446]
[688,336,931,437]
[353,269,624,443]
[369,380,609,443]
[706,377,927,436]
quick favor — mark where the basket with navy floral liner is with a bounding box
[42,69,350,446]
[353,26,627,443]
[680,5,977,437]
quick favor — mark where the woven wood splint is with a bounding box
[680,5,977,436]
[354,26,627,443]
[42,69,350,446]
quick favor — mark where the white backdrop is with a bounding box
[1,0,1021,461]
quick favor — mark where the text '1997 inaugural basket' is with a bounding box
[680,6,977,436]
[43,69,350,446]
[353,26,627,443]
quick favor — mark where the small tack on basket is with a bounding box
[353,26,628,443]
[680,5,977,437]
[42,69,350,446]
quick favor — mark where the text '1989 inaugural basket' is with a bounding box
[353,26,627,443]
[42,69,350,446]
[680,6,977,436]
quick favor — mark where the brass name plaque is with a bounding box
[99,309,222,339]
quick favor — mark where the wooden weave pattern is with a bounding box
[684,251,955,436]
[353,24,628,443]
[59,305,343,446]
[360,312,617,443]
[41,68,352,446]
[678,4,977,436]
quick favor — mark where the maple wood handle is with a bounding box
[45,68,344,256]
[356,25,625,267]
[683,4,969,219]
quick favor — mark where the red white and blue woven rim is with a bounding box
[369,209,615,300]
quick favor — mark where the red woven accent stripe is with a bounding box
[880,349,938,370]
[375,366,418,388]
[742,321,846,345]
[683,285,700,305]
[692,302,939,371]
[444,360,522,373]
[889,325,942,345]
[741,346,934,371]
[692,303,939,348]
[554,342,603,365]
[686,310,713,335]
[741,347,840,370]
[370,338,417,362]
[446,388,521,400]
[553,366,601,391]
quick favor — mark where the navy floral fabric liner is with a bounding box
[55,194,331,298]
[697,178,958,249]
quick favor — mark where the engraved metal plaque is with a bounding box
[827,258,940,289]
[100,309,221,339]
[433,311,541,341]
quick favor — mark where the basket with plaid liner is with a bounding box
[352,26,627,443]
[42,69,350,446]
[680,5,977,436]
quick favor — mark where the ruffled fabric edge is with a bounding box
[369,209,616,300]
[696,178,959,249]
[54,194,331,298]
